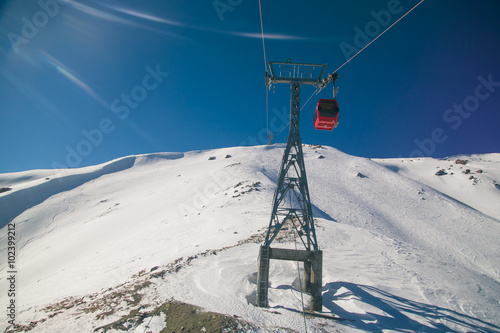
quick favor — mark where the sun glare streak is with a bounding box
[229,32,343,42]
[67,1,186,39]
[66,1,131,25]
[0,67,69,123]
[231,32,307,40]
[102,4,186,27]
[100,3,306,42]
[40,50,108,108]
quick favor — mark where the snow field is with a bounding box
[1,145,499,332]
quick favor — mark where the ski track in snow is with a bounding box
[0,145,499,332]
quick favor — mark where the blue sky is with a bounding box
[1,0,499,172]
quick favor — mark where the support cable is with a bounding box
[332,0,425,76]
[258,0,267,71]
[276,86,319,137]
[260,0,425,130]
[314,0,425,96]
[142,301,163,333]
[300,87,319,112]
[266,86,270,141]
[275,121,289,138]
[258,0,272,142]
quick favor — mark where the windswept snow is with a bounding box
[1,145,499,332]
[374,154,500,221]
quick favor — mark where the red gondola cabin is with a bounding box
[313,99,340,131]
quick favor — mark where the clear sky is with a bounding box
[1,0,499,173]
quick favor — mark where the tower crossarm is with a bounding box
[266,61,327,88]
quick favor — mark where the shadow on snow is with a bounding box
[321,282,500,333]
[0,157,136,228]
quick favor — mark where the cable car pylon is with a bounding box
[257,61,338,311]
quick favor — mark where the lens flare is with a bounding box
[40,50,108,108]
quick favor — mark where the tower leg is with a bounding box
[310,250,323,311]
[303,259,312,293]
[257,246,270,307]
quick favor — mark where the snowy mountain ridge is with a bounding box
[1,145,499,332]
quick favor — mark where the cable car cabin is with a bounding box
[313,99,340,131]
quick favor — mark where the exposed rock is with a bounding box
[0,187,11,193]
[232,181,261,198]
[93,299,256,333]
[435,169,447,176]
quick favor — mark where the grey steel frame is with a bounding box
[257,61,331,311]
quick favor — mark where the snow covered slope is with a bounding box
[374,154,500,221]
[1,145,499,332]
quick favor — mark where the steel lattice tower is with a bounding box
[264,80,317,251]
[257,61,334,311]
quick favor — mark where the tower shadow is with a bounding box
[322,282,500,332]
